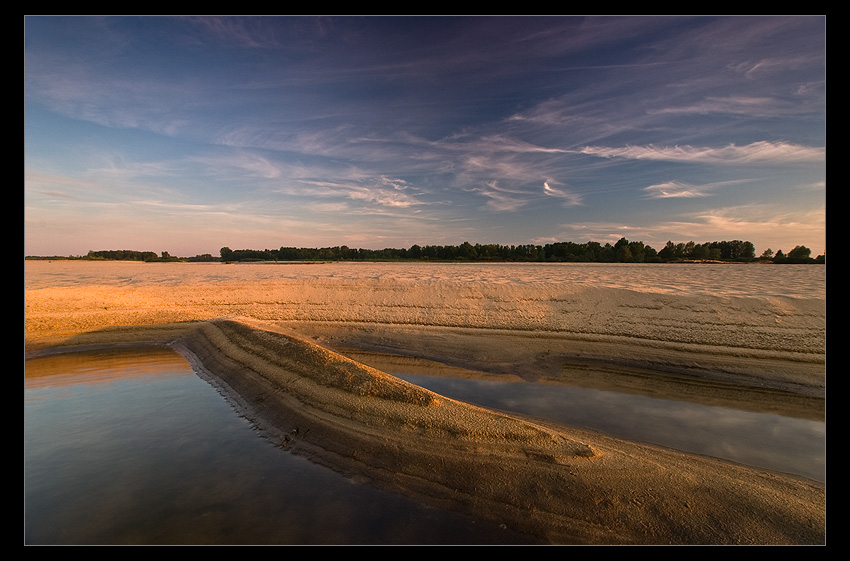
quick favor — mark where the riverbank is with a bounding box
[166,318,824,544]
[24,261,826,544]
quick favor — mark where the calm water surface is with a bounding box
[24,348,539,545]
[395,374,825,483]
[25,346,825,545]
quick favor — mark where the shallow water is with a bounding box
[396,374,825,483]
[25,346,825,545]
[24,348,539,545]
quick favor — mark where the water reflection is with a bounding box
[396,374,825,483]
[25,347,825,545]
[24,348,539,545]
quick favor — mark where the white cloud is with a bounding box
[643,180,710,198]
[581,141,824,164]
[649,205,826,253]
[543,181,582,206]
[477,181,529,212]
[647,96,794,118]
[295,177,423,209]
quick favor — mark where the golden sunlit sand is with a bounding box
[24,261,825,544]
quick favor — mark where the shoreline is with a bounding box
[174,318,825,544]
[24,318,824,421]
[25,318,826,544]
[24,262,826,544]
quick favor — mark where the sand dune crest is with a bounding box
[173,318,824,545]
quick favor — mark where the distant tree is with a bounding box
[459,241,477,260]
[787,245,812,263]
[86,249,157,261]
[643,245,660,262]
[658,241,675,261]
[691,243,709,260]
[599,243,616,262]
[583,241,602,261]
[187,254,217,262]
[737,240,756,261]
[628,240,645,262]
[760,248,774,260]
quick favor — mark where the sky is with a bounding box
[24,16,826,258]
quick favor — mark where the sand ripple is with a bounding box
[24,261,826,544]
[171,318,824,545]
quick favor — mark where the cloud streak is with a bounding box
[581,141,824,165]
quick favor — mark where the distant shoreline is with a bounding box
[25,236,825,265]
[24,256,823,265]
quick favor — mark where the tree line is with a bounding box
[218,238,823,264]
[84,250,184,262]
[25,238,823,264]
[25,250,209,262]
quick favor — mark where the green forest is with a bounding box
[218,239,822,264]
[27,238,824,264]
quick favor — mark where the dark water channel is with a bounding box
[24,348,537,545]
[24,347,824,545]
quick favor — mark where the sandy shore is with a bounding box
[24,262,826,544]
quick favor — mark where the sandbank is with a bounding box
[24,262,826,544]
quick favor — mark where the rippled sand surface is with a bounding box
[25,259,824,298]
[24,260,826,544]
[25,261,825,395]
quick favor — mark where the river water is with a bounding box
[24,344,824,545]
[24,348,539,545]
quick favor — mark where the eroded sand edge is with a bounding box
[170,318,824,544]
[24,268,826,544]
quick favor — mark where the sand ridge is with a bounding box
[171,317,824,545]
[24,261,826,544]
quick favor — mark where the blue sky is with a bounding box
[24,16,826,257]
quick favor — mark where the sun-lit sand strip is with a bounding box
[24,261,826,544]
[24,263,825,415]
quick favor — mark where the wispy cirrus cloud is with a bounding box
[475,181,529,212]
[475,179,582,212]
[647,96,809,118]
[581,140,824,165]
[191,151,285,181]
[543,180,582,206]
[294,176,424,209]
[643,178,761,199]
[188,16,288,49]
[642,181,709,198]
[692,205,825,238]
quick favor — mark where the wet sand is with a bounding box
[24,261,826,544]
